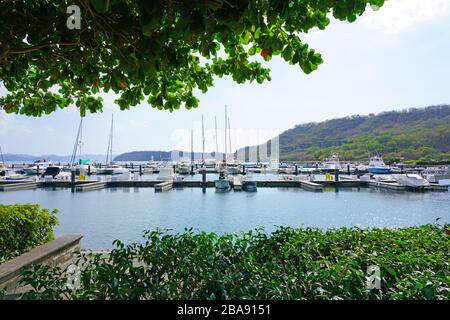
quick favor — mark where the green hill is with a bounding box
[277,105,450,164]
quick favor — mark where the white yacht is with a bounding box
[0,162,7,177]
[41,166,71,181]
[323,154,341,171]
[23,160,52,175]
[392,173,430,188]
[157,167,177,182]
[226,160,241,175]
[422,166,450,183]
[368,156,391,174]
[177,160,192,175]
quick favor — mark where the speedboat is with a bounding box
[323,154,341,171]
[0,162,7,176]
[215,170,230,190]
[157,167,177,182]
[226,161,241,175]
[368,156,391,174]
[23,160,52,175]
[97,164,128,175]
[41,166,71,180]
[242,174,257,192]
[392,174,430,188]
[177,161,191,175]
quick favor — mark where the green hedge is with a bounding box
[19,225,449,300]
[0,204,58,263]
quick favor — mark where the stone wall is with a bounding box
[0,235,82,298]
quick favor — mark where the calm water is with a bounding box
[0,185,449,250]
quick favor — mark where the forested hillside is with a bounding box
[278,105,450,163]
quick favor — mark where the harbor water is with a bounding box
[0,184,449,250]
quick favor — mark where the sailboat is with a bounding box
[97,115,130,177]
[0,146,7,177]
[69,118,97,175]
[215,106,231,191]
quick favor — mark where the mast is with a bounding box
[79,118,83,163]
[228,117,232,161]
[191,128,194,165]
[105,114,114,165]
[224,105,227,164]
[0,146,5,164]
[201,114,205,164]
[70,118,83,168]
[110,114,114,165]
[215,116,218,158]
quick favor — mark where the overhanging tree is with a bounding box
[0,0,384,116]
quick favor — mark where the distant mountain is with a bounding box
[2,154,109,163]
[114,151,224,162]
[271,105,450,163]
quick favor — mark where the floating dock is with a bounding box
[0,181,39,192]
[155,181,173,192]
[0,178,447,193]
[74,181,107,192]
[232,176,242,191]
[299,181,324,192]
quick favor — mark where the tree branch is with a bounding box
[9,42,80,55]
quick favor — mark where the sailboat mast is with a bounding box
[228,117,232,161]
[201,114,205,164]
[191,128,194,165]
[224,105,227,163]
[110,114,114,165]
[215,116,218,158]
[78,118,83,163]
[0,146,5,164]
[70,118,83,168]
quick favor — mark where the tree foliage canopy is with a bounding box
[0,0,384,116]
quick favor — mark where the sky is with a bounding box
[1,0,450,156]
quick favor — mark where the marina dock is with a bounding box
[0,178,448,193]
[0,180,39,192]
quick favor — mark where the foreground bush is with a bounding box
[19,226,449,300]
[0,204,58,263]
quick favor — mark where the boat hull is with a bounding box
[215,179,230,190]
[368,167,391,174]
[242,181,257,192]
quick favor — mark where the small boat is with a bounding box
[392,174,430,188]
[422,166,450,183]
[0,161,7,176]
[23,160,52,175]
[226,161,241,175]
[177,161,191,175]
[4,175,29,181]
[215,170,230,190]
[157,167,177,182]
[242,174,257,192]
[323,154,341,171]
[41,166,71,180]
[368,156,391,174]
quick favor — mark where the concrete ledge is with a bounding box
[0,235,82,296]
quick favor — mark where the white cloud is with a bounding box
[363,0,450,34]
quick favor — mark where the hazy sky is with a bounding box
[1,0,450,155]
